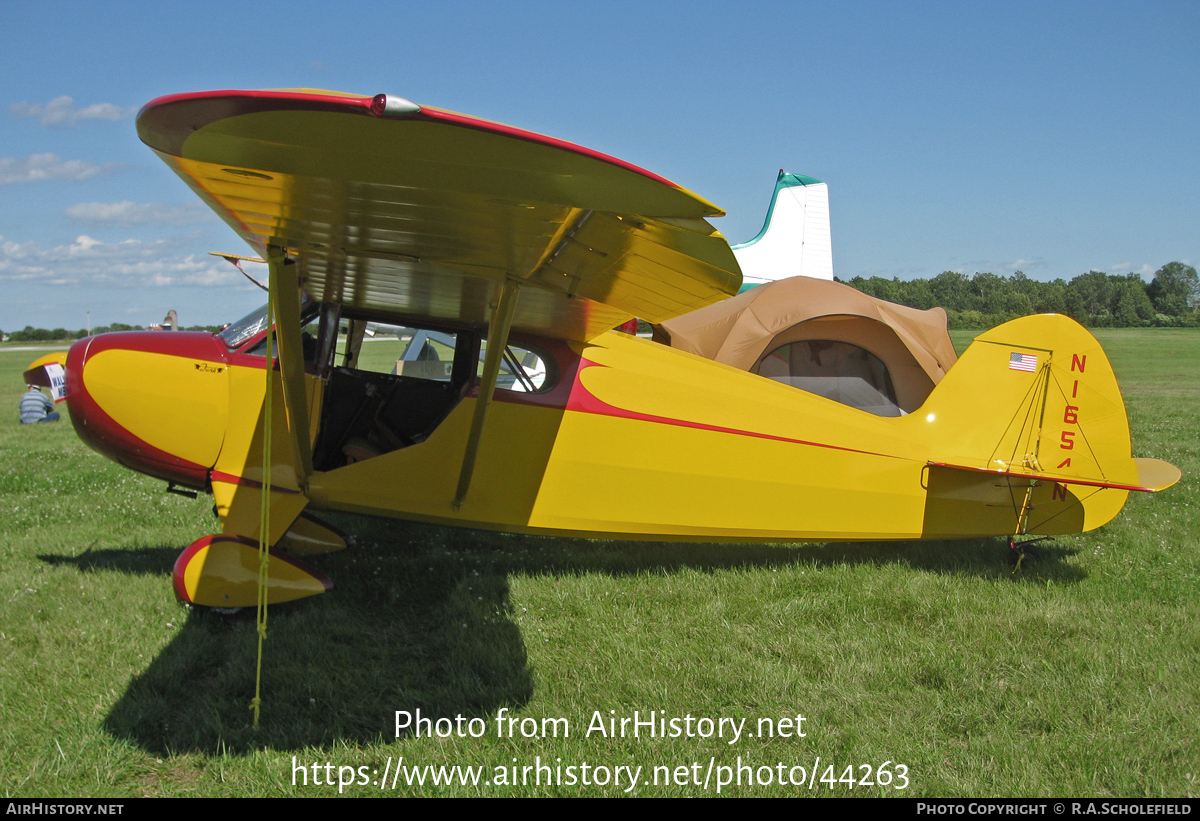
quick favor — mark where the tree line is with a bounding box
[2,322,224,343]
[3,263,1197,340]
[843,262,1199,329]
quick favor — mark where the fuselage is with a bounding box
[64,315,1135,543]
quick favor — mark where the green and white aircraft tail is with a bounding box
[732,171,834,290]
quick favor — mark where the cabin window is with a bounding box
[754,340,902,417]
[478,339,555,393]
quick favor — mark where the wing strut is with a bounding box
[267,246,313,482]
[452,278,521,511]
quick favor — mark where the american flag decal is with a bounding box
[1009,352,1037,372]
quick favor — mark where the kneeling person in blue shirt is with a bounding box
[19,384,59,424]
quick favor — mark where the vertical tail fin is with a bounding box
[732,171,833,286]
[918,314,1178,537]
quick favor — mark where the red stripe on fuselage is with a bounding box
[564,358,898,459]
[210,470,301,495]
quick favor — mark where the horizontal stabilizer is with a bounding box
[1131,457,1183,492]
[928,457,1180,494]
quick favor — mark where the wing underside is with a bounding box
[139,90,742,340]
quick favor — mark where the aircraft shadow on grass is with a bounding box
[39,518,1083,755]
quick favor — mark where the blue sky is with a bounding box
[1,0,1196,330]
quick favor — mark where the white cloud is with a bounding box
[66,201,215,227]
[1107,263,1155,278]
[960,258,1046,273]
[0,234,246,288]
[1002,258,1042,271]
[0,153,109,185]
[11,96,133,127]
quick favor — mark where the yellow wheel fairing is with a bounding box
[82,348,228,469]
[174,535,331,608]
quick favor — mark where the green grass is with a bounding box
[1,330,1197,797]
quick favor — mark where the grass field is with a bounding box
[1,329,1196,797]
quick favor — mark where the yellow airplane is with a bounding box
[61,89,1179,609]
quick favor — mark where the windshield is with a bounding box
[218,299,318,350]
[218,304,269,349]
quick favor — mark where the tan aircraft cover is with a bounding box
[658,277,958,408]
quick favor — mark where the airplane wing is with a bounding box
[24,352,68,402]
[137,89,742,341]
